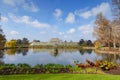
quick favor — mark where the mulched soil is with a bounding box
[104,66,120,75]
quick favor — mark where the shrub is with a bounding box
[0,64,16,69]
[44,64,64,69]
[17,63,31,69]
[65,64,73,68]
[34,64,44,69]
[94,41,101,49]
[99,60,116,71]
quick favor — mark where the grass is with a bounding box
[0,74,120,80]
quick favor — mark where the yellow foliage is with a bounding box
[94,41,101,49]
[5,40,16,48]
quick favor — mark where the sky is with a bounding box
[0,0,112,42]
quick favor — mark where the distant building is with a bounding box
[49,38,63,45]
[30,38,78,46]
[30,41,43,46]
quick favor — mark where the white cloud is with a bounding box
[79,11,91,19]
[2,0,39,12]
[22,2,39,12]
[64,35,68,38]
[2,0,24,6]
[10,31,19,35]
[31,20,50,28]
[67,28,75,34]
[1,16,8,22]
[58,32,64,35]
[53,9,62,20]
[65,13,75,24]
[40,31,46,34]
[75,2,111,19]
[91,2,111,16]
[78,24,93,35]
[9,14,50,28]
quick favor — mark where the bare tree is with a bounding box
[111,0,120,49]
[111,20,120,49]
[93,13,111,49]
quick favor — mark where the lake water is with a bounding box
[0,48,120,66]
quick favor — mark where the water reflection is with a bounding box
[0,50,4,58]
[1,48,120,66]
[5,49,16,55]
[16,48,28,56]
[5,48,28,56]
[0,50,5,64]
[79,49,92,55]
[31,48,78,57]
[50,49,59,57]
[100,53,120,64]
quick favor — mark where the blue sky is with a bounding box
[0,0,112,42]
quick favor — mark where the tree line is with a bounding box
[78,39,94,46]
[5,38,29,48]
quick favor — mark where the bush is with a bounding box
[99,61,116,71]
[0,64,16,69]
[0,63,72,74]
[34,64,44,69]
[94,41,101,49]
[17,63,31,69]
[65,64,73,68]
[44,64,64,69]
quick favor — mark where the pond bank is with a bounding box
[105,66,120,75]
[0,63,104,75]
[83,47,95,49]
[97,50,120,54]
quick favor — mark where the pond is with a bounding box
[0,48,120,66]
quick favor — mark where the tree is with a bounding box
[16,38,29,47]
[16,39,22,46]
[0,13,6,49]
[22,38,29,45]
[94,41,101,49]
[93,13,111,49]
[64,40,67,43]
[111,21,120,48]
[86,40,93,46]
[78,39,85,46]
[33,40,40,42]
[5,40,16,48]
[111,0,120,48]
[111,20,120,48]
[0,27,6,49]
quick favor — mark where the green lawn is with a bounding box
[0,74,120,80]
